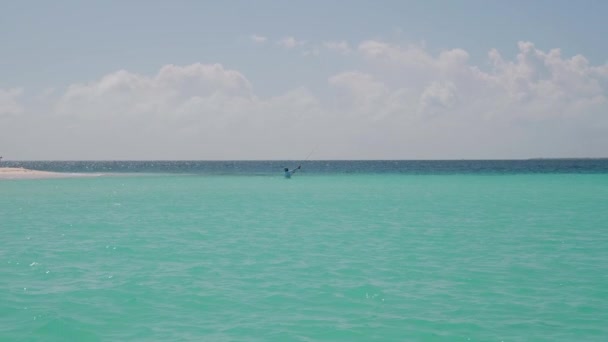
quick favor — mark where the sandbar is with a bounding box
[0,167,94,179]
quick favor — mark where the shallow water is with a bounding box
[2,165,608,341]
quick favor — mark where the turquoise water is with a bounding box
[2,172,608,341]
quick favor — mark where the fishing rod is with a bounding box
[293,146,317,172]
[303,145,317,162]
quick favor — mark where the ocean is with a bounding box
[1,160,608,341]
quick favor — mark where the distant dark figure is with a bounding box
[284,165,301,178]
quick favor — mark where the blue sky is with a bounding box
[3,0,606,90]
[1,0,607,159]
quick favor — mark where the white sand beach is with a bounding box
[0,167,87,179]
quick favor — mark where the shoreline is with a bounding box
[0,167,98,179]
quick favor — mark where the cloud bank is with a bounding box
[2,41,607,160]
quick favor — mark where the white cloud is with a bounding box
[357,40,607,118]
[303,46,321,57]
[348,40,608,157]
[324,41,352,55]
[251,34,268,44]
[277,36,305,49]
[2,40,608,160]
[329,71,414,122]
[0,88,24,117]
[56,63,253,119]
[419,81,458,115]
[329,71,389,111]
[9,63,325,159]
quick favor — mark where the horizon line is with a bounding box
[3,158,608,162]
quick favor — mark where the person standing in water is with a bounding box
[284,165,301,178]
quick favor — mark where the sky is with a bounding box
[1,0,607,160]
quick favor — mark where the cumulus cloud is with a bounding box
[358,40,607,117]
[6,63,326,160]
[419,81,458,115]
[251,34,268,44]
[329,71,415,124]
[2,40,607,160]
[349,40,608,157]
[55,64,251,118]
[302,46,321,57]
[0,88,24,117]
[277,36,305,49]
[485,43,607,117]
[324,41,352,55]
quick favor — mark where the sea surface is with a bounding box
[2,160,608,341]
